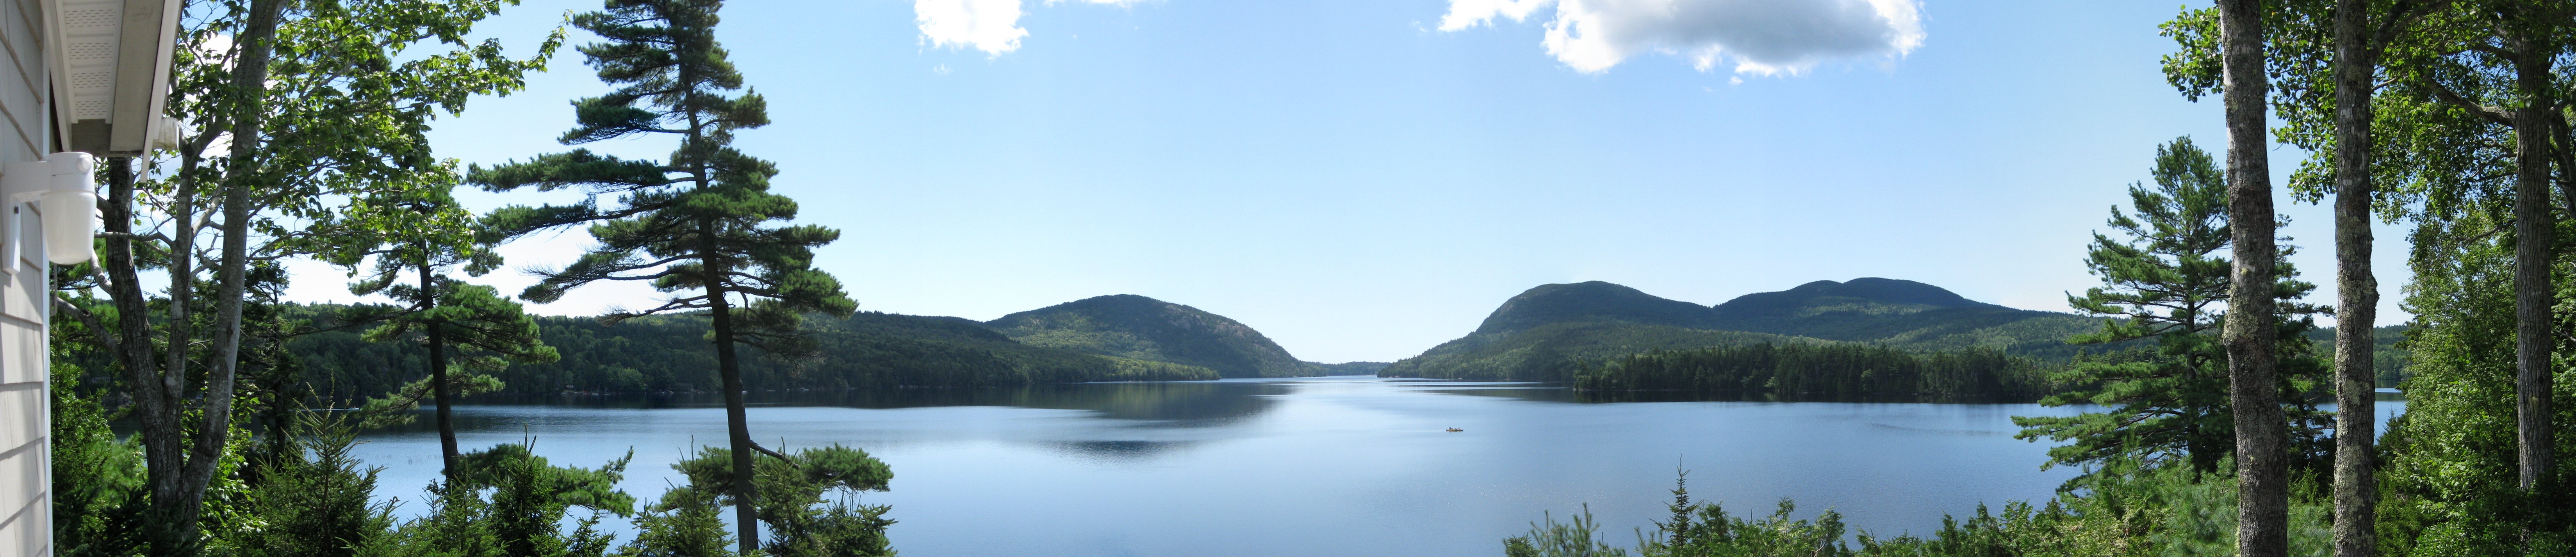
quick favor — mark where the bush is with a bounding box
[1509,460,2333,557]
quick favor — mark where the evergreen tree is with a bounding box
[383,444,633,557]
[216,414,396,557]
[469,0,857,550]
[2016,137,2329,480]
[330,171,559,478]
[622,444,893,557]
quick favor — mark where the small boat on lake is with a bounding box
[1446,427,1463,432]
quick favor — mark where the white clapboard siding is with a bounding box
[0,0,50,553]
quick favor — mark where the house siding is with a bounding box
[0,0,50,553]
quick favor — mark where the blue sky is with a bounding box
[279,0,2412,363]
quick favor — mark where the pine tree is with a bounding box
[469,0,856,550]
[348,279,560,475]
[2016,137,2329,480]
[330,169,558,479]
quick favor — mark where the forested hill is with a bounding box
[1706,278,2098,358]
[1379,278,2098,381]
[983,294,1319,378]
[287,307,1220,402]
[1471,281,1721,334]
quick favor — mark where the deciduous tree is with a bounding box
[64,0,556,550]
[2216,1,2291,554]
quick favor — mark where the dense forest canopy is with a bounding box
[285,305,1221,402]
[1570,343,2057,400]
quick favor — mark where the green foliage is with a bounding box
[986,294,1316,378]
[1503,505,1628,557]
[376,443,629,557]
[50,363,148,557]
[471,0,854,342]
[2375,190,2576,555]
[2015,137,2334,480]
[163,0,564,258]
[290,308,1218,399]
[1572,343,2056,399]
[360,282,560,373]
[217,415,398,557]
[2298,325,2411,387]
[635,445,896,557]
[1101,356,1226,382]
[1518,461,2335,557]
[469,6,861,545]
[355,372,506,429]
[1639,496,1853,557]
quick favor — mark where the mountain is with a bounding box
[1473,281,1720,335]
[984,294,1316,378]
[1712,278,1995,319]
[1377,320,1808,381]
[1709,278,2098,358]
[1380,278,2098,381]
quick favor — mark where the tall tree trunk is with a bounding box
[2509,44,2555,490]
[165,0,287,541]
[2328,1,2380,555]
[153,146,194,516]
[424,256,459,478]
[702,226,760,554]
[682,100,759,552]
[97,158,187,552]
[2218,1,2288,556]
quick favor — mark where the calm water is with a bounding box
[350,377,2407,557]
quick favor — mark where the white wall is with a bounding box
[0,0,52,553]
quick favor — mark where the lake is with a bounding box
[350,376,2407,557]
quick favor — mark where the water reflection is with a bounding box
[1048,440,1196,463]
[344,377,2141,557]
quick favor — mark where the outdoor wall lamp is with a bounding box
[1,152,100,270]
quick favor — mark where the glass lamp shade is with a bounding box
[39,151,96,265]
[38,190,95,265]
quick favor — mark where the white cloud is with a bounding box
[916,0,1148,56]
[1440,0,1924,75]
[1440,0,1556,30]
[916,0,1028,54]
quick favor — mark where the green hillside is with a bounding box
[1380,278,2100,381]
[1378,278,2418,385]
[984,294,1318,378]
[1471,281,1720,334]
[1709,278,2102,358]
[1378,321,1819,382]
[289,308,1218,400]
